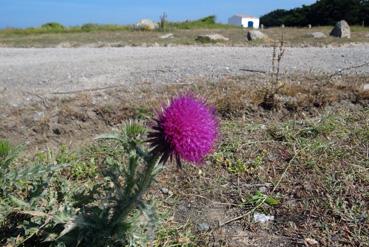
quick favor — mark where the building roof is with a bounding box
[233,14,259,19]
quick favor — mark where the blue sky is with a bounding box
[0,0,316,28]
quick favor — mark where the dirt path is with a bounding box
[1,46,369,105]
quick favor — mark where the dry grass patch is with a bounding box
[158,104,368,246]
[0,73,368,246]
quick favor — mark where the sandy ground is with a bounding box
[1,46,369,105]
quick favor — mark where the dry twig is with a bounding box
[329,61,369,78]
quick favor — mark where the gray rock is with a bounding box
[363,83,369,91]
[309,32,327,39]
[196,34,229,43]
[136,19,158,31]
[160,33,174,39]
[330,20,351,38]
[246,30,268,41]
[197,223,210,232]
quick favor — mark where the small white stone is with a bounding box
[254,213,274,223]
[304,238,319,246]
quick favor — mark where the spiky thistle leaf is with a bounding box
[0,139,21,169]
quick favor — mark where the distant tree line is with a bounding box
[260,0,369,26]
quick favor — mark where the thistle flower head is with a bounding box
[148,94,218,167]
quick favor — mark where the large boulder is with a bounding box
[309,32,327,38]
[136,19,158,31]
[246,30,268,41]
[195,34,229,43]
[330,20,351,38]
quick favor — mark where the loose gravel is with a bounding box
[1,46,369,104]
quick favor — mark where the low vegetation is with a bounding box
[0,23,131,35]
[1,68,368,246]
[166,15,235,30]
[0,16,235,36]
[41,22,66,31]
[0,121,177,246]
[0,25,368,48]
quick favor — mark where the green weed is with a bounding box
[246,191,280,207]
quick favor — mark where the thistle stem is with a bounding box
[109,145,158,234]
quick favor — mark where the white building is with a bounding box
[228,14,260,29]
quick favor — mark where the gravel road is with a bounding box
[1,46,369,100]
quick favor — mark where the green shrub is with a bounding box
[199,15,217,24]
[41,22,65,31]
[168,15,236,29]
[81,23,100,32]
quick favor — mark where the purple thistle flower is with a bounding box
[148,95,218,167]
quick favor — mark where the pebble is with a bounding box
[304,238,319,246]
[160,187,173,195]
[254,213,274,223]
[197,223,210,232]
